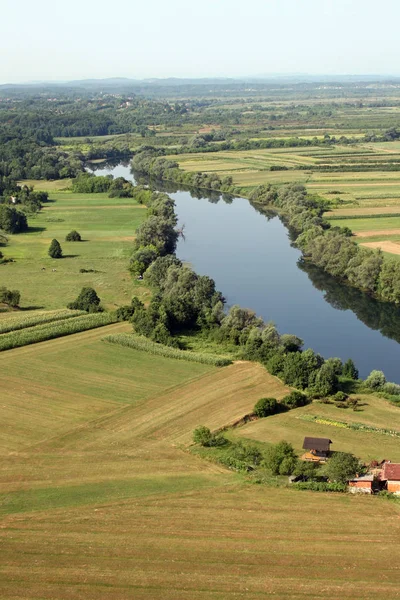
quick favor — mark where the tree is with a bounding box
[264,441,298,476]
[130,245,159,276]
[365,369,386,390]
[282,390,308,409]
[192,425,226,447]
[342,358,358,380]
[48,238,62,258]
[326,452,361,483]
[134,216,178,255]
[0,286,20,307]
[254,397,278,418]
[0,205,28,234]
[67,287,103,312]
[65,230,81,241]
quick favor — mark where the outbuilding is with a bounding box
[301,437,332,462]
[348,474,374,494]
[381,462,400,495]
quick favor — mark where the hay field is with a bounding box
[2,330,400,597]
[1,191,149,310]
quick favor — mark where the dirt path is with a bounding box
[360,240,400,255]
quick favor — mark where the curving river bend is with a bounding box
[90,160,400,382]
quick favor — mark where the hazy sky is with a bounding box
[2,0,399,83]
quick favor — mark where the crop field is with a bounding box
[1,329,400,598]
[2,330,400,598]
[235,395,400,463]
[1,189,149,310]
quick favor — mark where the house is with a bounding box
[381,462,400,495]
[301,437,332,462]
[348,474,374,494]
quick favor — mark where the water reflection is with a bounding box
[300,261,400,345]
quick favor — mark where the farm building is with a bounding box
[301,437,332,462]
[348,474,374,494]
[381,462,400,495]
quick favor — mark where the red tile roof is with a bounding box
[382,463,400,481]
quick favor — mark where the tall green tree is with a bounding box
[48,239,62,258]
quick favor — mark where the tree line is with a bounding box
[251,183,400,305]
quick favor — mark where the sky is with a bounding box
[2,0,400,83]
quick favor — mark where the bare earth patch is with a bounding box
[327,206,400,217]
[360,240,400,255]
[355,228,400,238]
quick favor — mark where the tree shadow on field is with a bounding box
[20,305,45,311]
[63,254,80,259]
[27,226,46,234]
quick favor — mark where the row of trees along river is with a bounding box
[89,159,400,383]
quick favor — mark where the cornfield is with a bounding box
[0,309,85,334]
[0,313,115,351]
[103,333,232,367]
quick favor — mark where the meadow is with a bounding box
[1,187,149,310]
[2,329,400,598]
[234,394,400,463]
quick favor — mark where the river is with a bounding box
[89,160,400,382]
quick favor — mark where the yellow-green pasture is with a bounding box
[1,189,148,310]
[2,330,400,598]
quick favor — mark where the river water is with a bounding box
[89,160,400,382]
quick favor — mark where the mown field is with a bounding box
[2,328,400,598]
[1,186,149,310]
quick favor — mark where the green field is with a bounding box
[235,395,400,463]
[2,330,400,598]
[1,189,149,310]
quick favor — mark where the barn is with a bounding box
[301,437,332,462]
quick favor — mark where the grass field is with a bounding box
[235,395,400,463]
[1,189,149,310]
[2,329,400,597]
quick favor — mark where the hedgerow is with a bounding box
[293,481,347,492]
[102,333,232,366]
[0,313,115,351]
[0,309,85,334]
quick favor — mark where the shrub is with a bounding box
[333,391,348,402]
[0,286,20,307]
[264,441,298,475]
[282,390,309,409]
[192,426,226,447]
[48,239,62,259]
[65,230,82,241]
[294,481,346,493]
[254,397,278,418]
[365,369,386,390]
[115,297,145,322]
[67,287,103,313]
[382,382,400,396]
